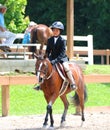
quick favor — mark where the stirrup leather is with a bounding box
[59,79,69,96]
[55,64,69,96]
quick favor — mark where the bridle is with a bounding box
[35,60,54,81]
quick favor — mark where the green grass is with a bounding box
[0,65,110,116]
[85,83,110,106]
[84,65,110,74]
[0,83,110,116]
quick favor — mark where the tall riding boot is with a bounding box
[66,71,76,90]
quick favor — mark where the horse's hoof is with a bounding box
[42,125,48,129]
[48,126,54,130]
[60,121,66,128]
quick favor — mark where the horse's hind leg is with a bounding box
[39,43,44,54]
[60,95,69,126]
[79,96,85,121]
[76,86,87,121]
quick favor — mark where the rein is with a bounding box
[36,66,54,80]
[46,69,54,80]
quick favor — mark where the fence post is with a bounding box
[87,35,93,65]
[106,49,110,65]
[101,56,104,64]
[1,85,10,116]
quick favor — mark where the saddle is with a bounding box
[55,63,69,96]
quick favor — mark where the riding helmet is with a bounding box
[51,21,64,31]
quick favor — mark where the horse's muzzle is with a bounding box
[39,76,44,83]
[39,76,43,82]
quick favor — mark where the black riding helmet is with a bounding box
[50,21,64,33]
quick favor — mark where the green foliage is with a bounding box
[74,0,110,49]
[1,0,29,33]
[25,0,66,34]
[1,0,110,48]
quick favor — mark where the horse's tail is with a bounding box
[71,84,88,106]
[31,28,37,43]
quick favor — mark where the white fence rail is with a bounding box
[0,34,93,65]
[62,35,93,65]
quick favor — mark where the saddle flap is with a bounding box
[55,63,67,80]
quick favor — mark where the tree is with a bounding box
[1,0,29,33]
[26,0,110,49]
[74,0,110,49]
[1,0,110,49]
[25,0,66,34]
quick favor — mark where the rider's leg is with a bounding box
[62,62,76,90]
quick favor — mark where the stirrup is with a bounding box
[70,84,77,90]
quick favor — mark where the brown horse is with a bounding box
[29,24,53,58]
[35,54,87,129]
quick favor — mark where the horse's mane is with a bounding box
[34,53,48,60]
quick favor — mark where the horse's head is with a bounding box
[35,54,53,84]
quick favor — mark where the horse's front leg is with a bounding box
[43,104,54,129]
[44,94,57,129]
[48,104,54,128]
[43,110,48,128]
